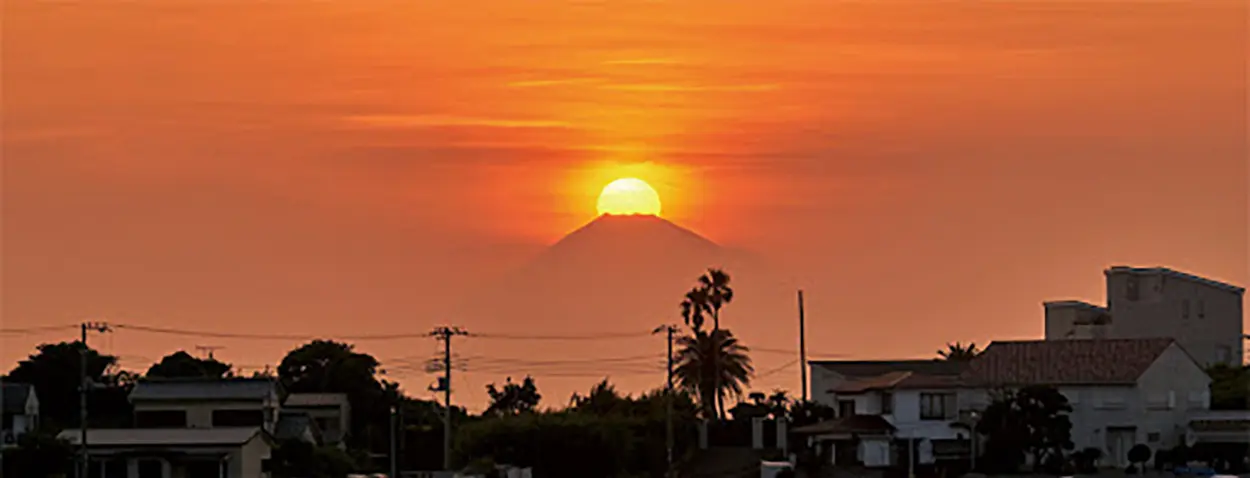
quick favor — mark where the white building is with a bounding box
[802,337,1213,470]
[801,360,969,467]
[1045,266,1245,366]
[69,378,290,478]
[283,393,351,448]
[961,338,1211,468]
[1,382,39,447]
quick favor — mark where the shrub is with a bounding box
[1129,444,1152,468]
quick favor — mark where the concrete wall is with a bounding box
[230,434,272,478]
[809,367,847,408]
[1107,269,1244,366]
[1045,302,1111,340]
[133,400,277,432]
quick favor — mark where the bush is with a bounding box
[1070,446,1104,473]
[1126,464,1139,474]
[1129,443,1152,468]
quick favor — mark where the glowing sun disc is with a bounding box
[597,178,662,216]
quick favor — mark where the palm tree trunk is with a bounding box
[712,312,722,421]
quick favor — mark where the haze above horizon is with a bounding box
[2,0,1245,402]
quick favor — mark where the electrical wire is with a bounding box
[755,359,799,379]
[469,331,654,341]
[113,323,433,341]
[0,323,78,334]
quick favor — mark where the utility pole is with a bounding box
[79,321,110,478]
[389,405,398,478]
[798,290,808,402]
[653,324,679,477]
[429,326,467,471]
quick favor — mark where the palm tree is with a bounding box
[937,342,981,361]
[698,269,734,331]
[674,329,754,420]
[680,287,710,332]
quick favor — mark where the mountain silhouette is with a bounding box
[456,214,734,334]
[445,214,803,403]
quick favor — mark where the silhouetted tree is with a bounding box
[570,379,628,415]
[976,386,1073,472]
[680,287,710,333]
[5,341,126,429]
[146,351,232,379]
[698,269,734,332]
[674,329,753,420]
[937,342,981,361]
[1,431,74,477]
[485,376,541,416]
[1207,363,1249,410]
[277,340,397,452]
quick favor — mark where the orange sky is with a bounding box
[2,0,1246,407]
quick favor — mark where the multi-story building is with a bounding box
[58,377,350,478]
[1045,266,1245,366]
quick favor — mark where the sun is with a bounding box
[596,178,662,216]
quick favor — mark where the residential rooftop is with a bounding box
[1106,266,1245,294]
[961,338,1179,386]
[130,377,279,402]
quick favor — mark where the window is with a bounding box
[1147,432,1161,443]
[212,409,264,427]
[881,392,894,414]
[134,410,187,428]
[1126,277,1140,301]
[1198,300,1205,319]
[187,460,222,478]
[1182,299,1190,319]
[920,393,955,420]
[838,400,856,418]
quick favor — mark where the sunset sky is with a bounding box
[3,0,1246,406]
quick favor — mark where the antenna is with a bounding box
[195,345,224,360]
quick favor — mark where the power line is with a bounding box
[0,323,79,334]
[755,359,799,379]
[113,323,432,341]
[469,331,653,341]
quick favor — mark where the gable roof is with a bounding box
[57,427,268,447]
[961,338,1176,386]
[811,360,965,379]
[130,378,277,402]
[2,382,35,414]
[793,415,896,435]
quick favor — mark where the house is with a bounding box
[68,378,289,477]
[130,378,283,432]
[282,393,350,447]
[961,338,1211,468]
[800,360,970,468]
[57,427,274,478]
[1045,266,1245,366]
[1,382,39,447]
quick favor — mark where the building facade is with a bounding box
[1045,266,1245,366]
[1,382,39,447]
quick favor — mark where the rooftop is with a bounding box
[130,377,278,402]
[961,338,1178,386]
[285,392,350,408]
[57,427,265,447]
[793,415,896,435]
[1106,266,1245,294]
[1043,300,1109,313]
[810,360,965,379]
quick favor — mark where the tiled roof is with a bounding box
[831,371,912,393]
[57,427,265,447]
[130,378,277,402]
[961,338,1175,386]
[793,415,896,435]
[2,382,34,414]
[811,360,965,378]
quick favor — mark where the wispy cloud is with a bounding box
[506,77,604,88]
[342,115,576,130]
[600,83,781,92]
[601,58,684,66]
